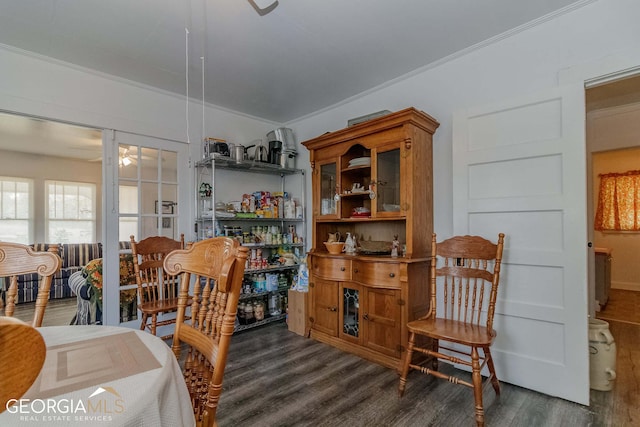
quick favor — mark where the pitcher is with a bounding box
[327,231,341,243]
[344,232,356,254]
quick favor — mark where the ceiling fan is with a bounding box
[85,146,153,165]
[248,0,278,16]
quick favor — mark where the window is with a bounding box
[46,181,96,243]
[0,177,32,244]
[119,184,138,242]
[594,170,640,231]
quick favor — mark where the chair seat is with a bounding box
[407,317,496,347]
[139,297,192,315]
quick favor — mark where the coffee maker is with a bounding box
[268,140,282,165]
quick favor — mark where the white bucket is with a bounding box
[588,318,617,391]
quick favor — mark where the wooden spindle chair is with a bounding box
[0,242,61,327]
[398,233,505,427]
[130,234,185,339]
[164,237,248,427]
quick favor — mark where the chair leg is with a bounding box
[484,346,501,395]
[471,347,485,427]
[431,338,439,370]
[151,314,158,336]
[398,331,416,397]
[140,313,148,331]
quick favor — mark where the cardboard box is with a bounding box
[287,289,308,337]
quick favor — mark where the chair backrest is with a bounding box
[0,242,62,327]
[130,234,185,304]
[429,233,505,331]
[163,237,248,427]
[0,316,46,413]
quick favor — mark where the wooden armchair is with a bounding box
[130,234,185,340]
[164,237,248,427]
[398,233,505,427]
[0,242,61,327]
[0,317,46,413]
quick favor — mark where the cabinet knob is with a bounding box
[340,266,346,271]
[329,306,337,312]
[354,268,359,273]
[363,313,369,321]
[389,273,395,278]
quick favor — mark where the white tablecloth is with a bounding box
[1,325,195,426]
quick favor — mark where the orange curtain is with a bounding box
[594,170,640,231]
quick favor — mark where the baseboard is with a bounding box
[611,281,640,292]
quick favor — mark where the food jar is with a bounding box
[244,303,255,324]
[254,301,265,321]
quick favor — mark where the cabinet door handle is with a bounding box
[340,266,346,271]
[354,268,359,273]
[389,273,395,278]
[363,313,369,321]
[326,306,337,312]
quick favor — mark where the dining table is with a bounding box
[1,325,195,426]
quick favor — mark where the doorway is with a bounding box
[0,111,103,326]
[585,75,640,421]
[586,74,640,324]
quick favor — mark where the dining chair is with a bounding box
[398,233,505,427]
[130,234,185,340]
[164,237,249,427]
[0,316,46,413]
[0,242,62,327]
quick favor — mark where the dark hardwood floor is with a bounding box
[8,296,638,426]
[7,297,77,326]
[217,323,597,427]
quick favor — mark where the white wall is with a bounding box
[288,0,640,241]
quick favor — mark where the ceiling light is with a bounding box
[248,0,278,16]
[121,156,132,167]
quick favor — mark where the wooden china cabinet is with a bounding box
[302,107,439,370]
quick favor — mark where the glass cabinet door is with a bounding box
[376,148,401,213]
[319,162,337,216]
[342,284,360,339]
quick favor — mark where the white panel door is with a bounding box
[453,85,589,405]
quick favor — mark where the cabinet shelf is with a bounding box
[245,264,300,274]
[234,313,287,333]
[316,217,405,223]
[215,217,304,222]
[196,147,306,338]
[196,156,303,176]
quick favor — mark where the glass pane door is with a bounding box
[342,285,359,338]
[102,131,187,327]
[376,148,401,213]
[320,162,337,216]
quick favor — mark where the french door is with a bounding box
[102,131,189,327]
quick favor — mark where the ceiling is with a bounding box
[0,0,589,123]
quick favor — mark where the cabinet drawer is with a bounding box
[312,256,352,281]
[352,261,400,288]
